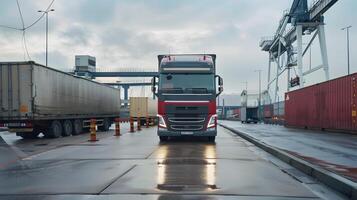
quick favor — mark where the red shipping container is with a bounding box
[233,108,240,115]
[263,104,273,118]
[233,108,240,119]
[285,73,357,133]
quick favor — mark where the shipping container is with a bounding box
[129,97,157,118]
[263,104,273,118]
[226,110,234,118]
[233,108,240,119]
[285,73,357,133]
[0,61,121,138]
[273,101,285,117]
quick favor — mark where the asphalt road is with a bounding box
[0,125,347,200]
[219,120,357,182]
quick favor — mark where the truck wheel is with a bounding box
[99,118,110,132]
[62,120,73,137]
[208,136,216,142]
[16,131,39,139]
[47,120,62,138]
[159,136,168,142]
[72,119,83,135]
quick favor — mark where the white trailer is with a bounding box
[0,61,121,139]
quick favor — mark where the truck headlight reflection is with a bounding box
[156,144,217,191]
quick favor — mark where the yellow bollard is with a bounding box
[89,119,98,142]
[114,118,120,136]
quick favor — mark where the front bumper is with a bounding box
[157,128,217,137]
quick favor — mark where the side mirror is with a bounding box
[151,76,158,96]
[216,75,223,97]
[218,77,223,86]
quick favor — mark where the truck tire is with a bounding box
[62,120,73,137]
[159,136,168,142]
[16,131,40,139]
[46,120,62,138]
[208,136,216,142]
[99,118,110,132]
[72,119,83,135]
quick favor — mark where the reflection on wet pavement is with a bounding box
[0,127,331,199]
[156,143,217,191]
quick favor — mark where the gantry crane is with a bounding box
[260,0,339,102]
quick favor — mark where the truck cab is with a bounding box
[152,54,223,142]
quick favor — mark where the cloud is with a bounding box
[0,0,356,98]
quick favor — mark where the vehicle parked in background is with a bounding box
[129,97,157,125]
[0,61,121,139]
[240,107,259,123]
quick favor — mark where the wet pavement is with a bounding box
[0,125,347,199]
[219,120,357,182]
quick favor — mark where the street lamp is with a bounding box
[254,70,262,121]
[341,25,352,75]
[38,9,55,67]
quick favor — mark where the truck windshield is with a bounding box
[159,74,215,94]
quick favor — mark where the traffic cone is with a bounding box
[130,117,134,133]
[114,117,120,136]
[89,119,98,142]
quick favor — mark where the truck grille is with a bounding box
[168,117,205,123]
[167,116,206,131]
[171,125,203,131]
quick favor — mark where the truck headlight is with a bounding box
[207,114,217,128]
[157,114,167,128]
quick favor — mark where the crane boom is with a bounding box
[309,0,339,21]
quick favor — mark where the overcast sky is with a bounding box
[0,0,356,99]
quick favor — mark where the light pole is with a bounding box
[241,81,248,93]
[254,70,262,121]
[38,9,55,67]
[342,25,352,75]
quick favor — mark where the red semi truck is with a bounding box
[151,54,223,142]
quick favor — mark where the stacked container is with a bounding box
[285,73,357,133]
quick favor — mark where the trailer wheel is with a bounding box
[99,118,110,132]
[47,120,62,138]
[62,120,73,137]
[72,119,83,135]
[16,131,40,139]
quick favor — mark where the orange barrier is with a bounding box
[130,117,135,133]
[137,118,141,131]
[89,119,98,142]
[114,118,120,136]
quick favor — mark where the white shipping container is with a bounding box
[129,97,157,118]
